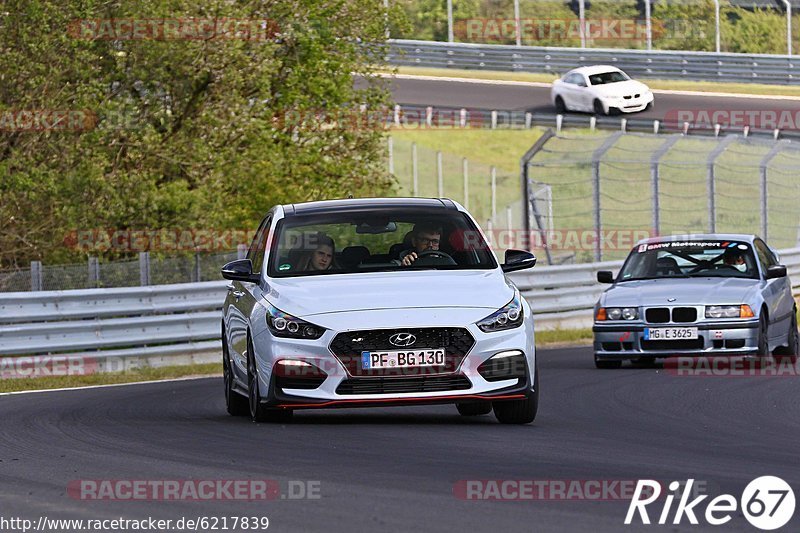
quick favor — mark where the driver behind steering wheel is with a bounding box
[399,222,442,266]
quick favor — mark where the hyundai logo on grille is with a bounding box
[389,332,416,347]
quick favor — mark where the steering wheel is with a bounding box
[413,249,457,266]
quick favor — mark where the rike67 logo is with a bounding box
[626,477,795,530]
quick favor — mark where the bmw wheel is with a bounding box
[456,402,492,416]
[593,99,607,116]
[774,309,799,364]
[555,96,567,113]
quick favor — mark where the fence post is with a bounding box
[447,0,454,42]
[139,252,150,286]
[437,151,444,197]
[88,256,99,288]
[193,253,201,283]
[578,0,586,48]
[707,135,737,233]
[714,0,721,52]
[491,166,497,220]
[651,135,680,237]
[759,140,789,241]
[30,260,42,291]
[412,142,418,196]
[645,0,652,50]
[591,132,624,262]
[388,136,394,175]
[514,0,521,47]
[462,158,469,209]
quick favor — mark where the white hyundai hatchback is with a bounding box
[221,198,538,424]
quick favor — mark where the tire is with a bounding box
[223,332,249,417]
[456,402,492,416]
[774,310,799,364]
[593,99,607,116]
[595,356,622,369]
[247,336,293,423]
[493,364,538,424]
[554,96,567,113]
[755,313,772,368]
[645,100,654,112]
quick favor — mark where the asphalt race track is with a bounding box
[2,347,798,532]
[384,76,800,122]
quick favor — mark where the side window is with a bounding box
[565,73,579,85]
[247,216,272,274]
[754,239,776,270]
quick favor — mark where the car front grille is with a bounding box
[645,307,698,323]
[336,375,472,395]
[329,327,475,377]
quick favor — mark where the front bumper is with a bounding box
[593,319,759,360]
[250,311,536,409]
[604,92,654,113]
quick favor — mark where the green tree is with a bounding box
[0,0,398,267]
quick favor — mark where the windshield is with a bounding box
[589,71,629,85]
[617,240,758,281]
[268,209,497,277]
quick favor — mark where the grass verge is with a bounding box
[392,66,800,98]
[536,328,594,346]
[0,362,220,394]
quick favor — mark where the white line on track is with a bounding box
[382,73,800,101]
[0,374,221,396]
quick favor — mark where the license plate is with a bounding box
[644,327,698,340]
[361,349,445,369]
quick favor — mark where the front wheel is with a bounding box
[593,99,607,116]
[554,95,567,113]
[493,365,538,424]
[755,313,771,366]
[774,310,799,364]
[247,338,293,423]
[223,333,249,416]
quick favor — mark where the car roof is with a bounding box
[568,65,624,76]
[283,197,459,216]
[636,233,757,246]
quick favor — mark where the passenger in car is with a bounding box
[399,222,443,266]
[722,248,748,273]
[297,233,337,271]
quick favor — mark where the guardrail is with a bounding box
[389,39,800,85]
[2,249,800,375]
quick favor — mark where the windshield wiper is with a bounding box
[617,273,689,282]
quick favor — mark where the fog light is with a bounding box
[477,350,527,382]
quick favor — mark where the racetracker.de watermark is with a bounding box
[67,479,321,501]
[454,18,704,42]
[664,356,800,377]
[0,110,96,132]
[453,479,712,501]
[68,18,279,41]
[665,109,800,132]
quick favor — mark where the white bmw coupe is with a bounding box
[551,65,654,116]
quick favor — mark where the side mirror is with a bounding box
[597,271,614,283]
[502,249,537,273]
[221,259,261,283]
[766,265,787,279]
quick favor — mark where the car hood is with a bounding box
[592,80,649,97]
[263,269,514,317]
[601,277,762,307]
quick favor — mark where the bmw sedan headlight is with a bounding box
[705,305,754,319]
[477,293,524,333]
[596,307,639,321]
[266,303,326,339]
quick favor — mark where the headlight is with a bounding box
[477,292,524,333]
[705,305,754,319]
[266,303,325,339]
[596,307,639,321]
